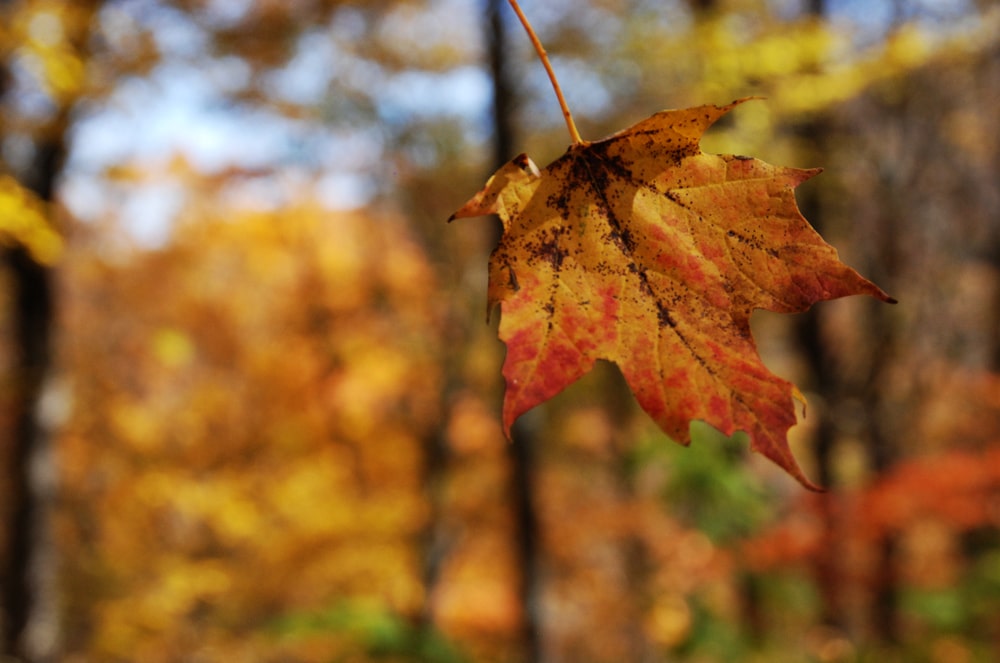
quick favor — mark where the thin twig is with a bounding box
[507,0,584,145]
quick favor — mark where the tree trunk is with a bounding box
[791,0,862,637]
[1,248,54,662]
[793,202,850,634]
[0,117,62,663]
[0,0,99,656]
[486,1,542,661]
[0,22,59,653]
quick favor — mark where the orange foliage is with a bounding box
[864,447,1000,536]
[741,445,1000,576]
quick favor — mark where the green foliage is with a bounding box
[270,601,468,663]
[672,596,748,661]
[631,422,776,544]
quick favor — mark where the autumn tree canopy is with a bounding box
[0,1,997,662]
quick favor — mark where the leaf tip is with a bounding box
[749,423,824,491]
[485,299,500,325]
[789,166,823,185]
[775,451,824,491]
[511,152,541,178]
[792,385,808,418]
[767,451,825,492]
[867,283,897,304]
[501,408,516,442]
[803,479,827,493]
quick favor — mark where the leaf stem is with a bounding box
[506,0,584,145]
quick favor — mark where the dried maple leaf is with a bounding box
[450,99,893,489]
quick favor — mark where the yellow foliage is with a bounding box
[646,593,692,648]
[56,195,450,659]
[0,175,62,263]
[8,0,90,102]
[152,327,196,368]
[636,6,1000,137]
[109,399,160,452]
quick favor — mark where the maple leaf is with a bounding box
[450,99,894,489]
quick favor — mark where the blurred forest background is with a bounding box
[1,0,999,661]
